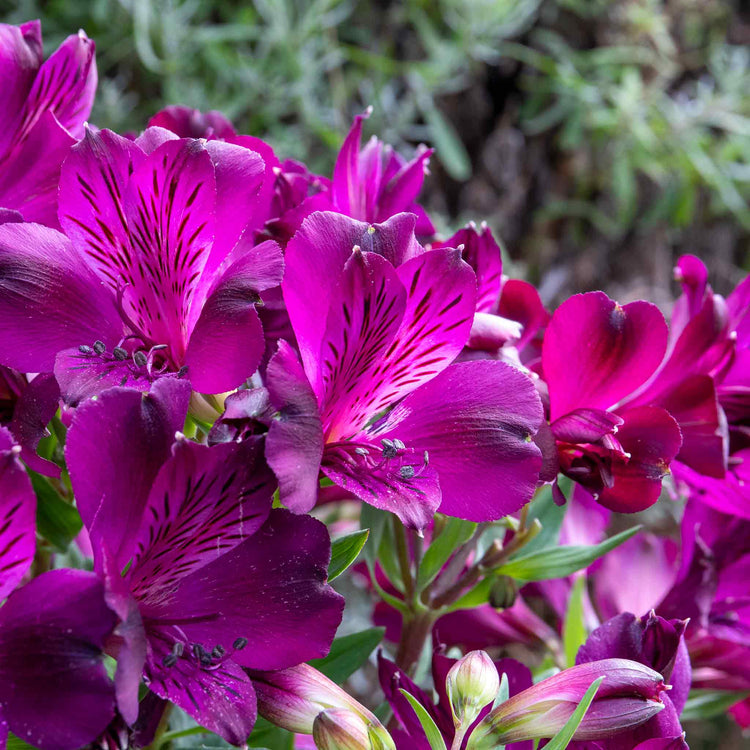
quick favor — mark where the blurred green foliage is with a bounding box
[1,0,748,245]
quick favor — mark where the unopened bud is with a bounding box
[467,658,667,747]
[446,650,499,727]
[313,709,396,750]
[489,576,517,609]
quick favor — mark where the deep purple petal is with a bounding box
[331,111,368,216]
[544,293,668,420]
[0,569,116,750]
[145,644,257,746]
[0,22,42,143]
[497,279,550,356]
[372,360,543,521]
[184,240,283,393]
[140,509,343,671]
[66,379,190,571]
[23,31,96,138]
[129,439,274,609]
[0,427,35,601]
[147,105,237,140]
[376,145,433,222]
[266,341,324,513]
[552,409,624,444]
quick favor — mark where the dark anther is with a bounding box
[199,653,213,667]
[151,344,168,351]
[192,643,207,659]
[177,365,189,378]
[113,347,128,361]
[233,637,248,651]
[212,645,226,659]
[79,344,93,355]
[133,351,148,367]
[399,465,415,479]
[381,438,398,459]
[119,376,128,386]
[393,439,406,451]
[93,340,106,355]
[162,654,177,668]
[171,642,184,657]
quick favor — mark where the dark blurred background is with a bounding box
[2,1,749,747]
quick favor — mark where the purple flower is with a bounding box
[0,20,96,226]
[331,109,435,235]
[265,211,544,528]
[0,426,35,602]
[0,126,283,403]
[0,569,117,750]
[148,105,237,140]
[65,380,344,745]
[571,612,691,750]
[542,292,683,512]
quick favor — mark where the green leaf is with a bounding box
[361,504,388,572]
[308,627,385,684]
[417,517,477,590]
[445,576,494,612]
[31,472,82,552]
[329,529,369,581]
[543,676,604,750]
[399,689,448,750]
[517,482,567,556]
[496,526,641,582]
[7,735,37,750]
[681,689,750,722]
[424,106,472,182]
[562,576,587,667]
[247,716,295,749]
[377,516,404,591]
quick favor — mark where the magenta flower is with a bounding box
[331,109,435,235]
[148,105,237,140]
[65,380,344,745]
[0,20,96,226]
[0,569,117,750]
[266,211,544,528]
[542,292,683,512]
[0,126,283,403]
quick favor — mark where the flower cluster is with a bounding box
[0,19,747,750]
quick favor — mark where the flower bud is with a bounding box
[312,708,396,750]
[248,664,380,734]
[446,650,499,726]
[466,658,668,747]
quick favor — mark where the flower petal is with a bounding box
[0,221,121,372]
[372,360,543,521]
[0,428,35,601]
[66,379,190,571]
[266,341,324,513]
[0,569,116,750]
[147,105,237,139]
[543,292,668,420]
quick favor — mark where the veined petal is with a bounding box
[22,31,96,138]
[377,145,433,222]
[145,639,257,746]
[497,279,550,355]
[552,408,624,444]
[129,439,274,610]
[147,105,237,139]
[183,240,282,393]
[66,379,191,571]
[332,110,368,216]
[371,360,543,522]
[544,293,668,420]
[0,221,122,372]
[0,570,116,750]
[266,341,324,513]
[140,509,343,671]
[0,428,35,601]
[318,248,407,439]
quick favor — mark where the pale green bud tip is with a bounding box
[312,709,375,750]
[446,650,500,726]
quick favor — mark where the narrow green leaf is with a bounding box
[424,107,472,182]
[562,576,587,667]
[247,715,295,749]
[681,689,750,722]
[496,526,641,582]
[445,576,494,612]
[517,482,567,556]
[417,517,477,590]
[7,735,36,750]
[361,504,388,571]
[543,676,604,750]
[497,672,510,705]
[377,516,404,592]
[399,689,448,750]
[329,529,369,581]
[31,472,82,552]
[308,627,385,684]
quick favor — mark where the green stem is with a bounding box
[395,609,436,676]
[393,516,415,605]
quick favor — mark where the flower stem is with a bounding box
[395,609,436,676]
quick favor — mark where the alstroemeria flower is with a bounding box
[542,292,682,512]
[330,109,435,235]
[0,427,36,602]
[266,211,543,528]
[65,380,344,746]
[0,569,117,750]
[0,20,96,226]
[570,612,691,750]
[0,126,283,404]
